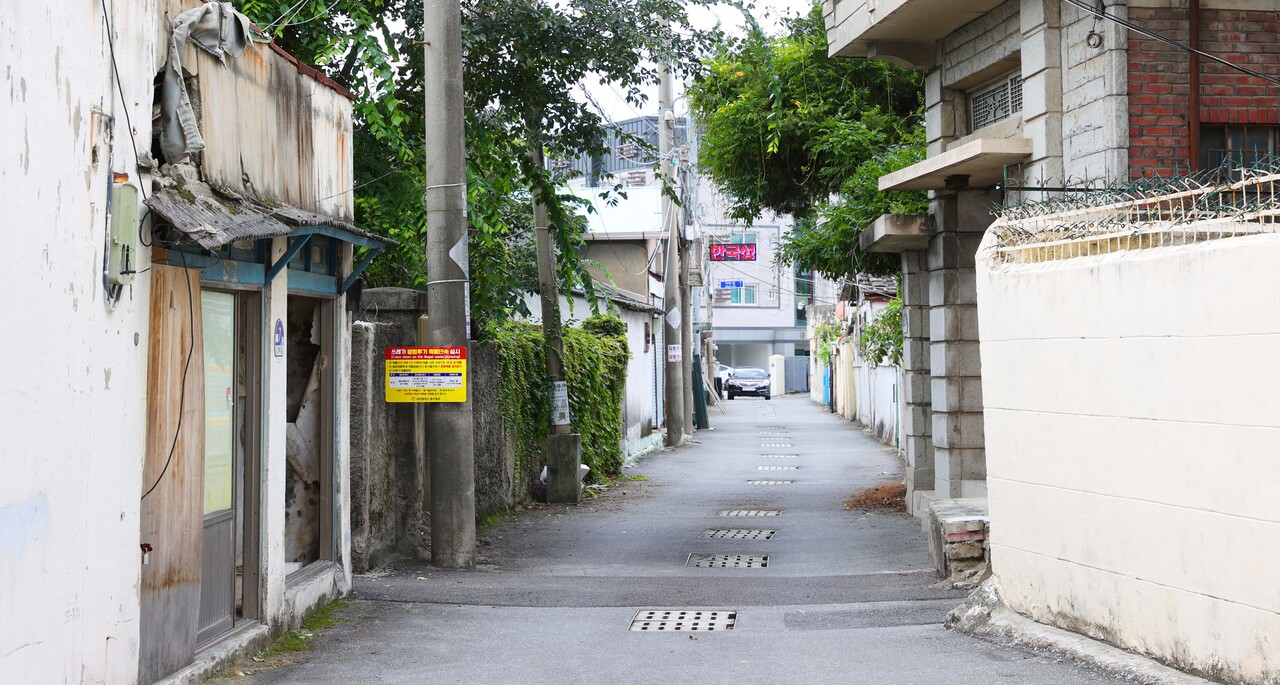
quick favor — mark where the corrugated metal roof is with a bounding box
[145,166,392,250]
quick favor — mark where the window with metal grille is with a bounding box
[969,72,1024,131]
[1200,125,1280,177]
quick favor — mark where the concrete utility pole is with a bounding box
[528,141,582,503]
[660,63,685,447]
[423,0,475,569]
[679,182,694,433]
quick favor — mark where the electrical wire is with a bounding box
[269,0,342,30]
[262,0,310,30]
[1064,0,1280,88]
[101,0,156,270]
[707,259,842,306]
[140,250,196,501]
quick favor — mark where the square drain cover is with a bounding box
[687,553,769,568]
[700,529,776,540]
[761,454,798,458]
[630,609,736,631]
[718,509,783,517]
[760,442,793,447]
[747,480,794,485]
[757,465,798,471]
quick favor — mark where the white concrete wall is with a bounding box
[855,362,899,446]
[977,233,1280,684]
[0,2,159,682]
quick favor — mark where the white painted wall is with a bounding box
[976,232,1280,684]
[0,2,158,682]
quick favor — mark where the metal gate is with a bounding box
[784,356,810,394]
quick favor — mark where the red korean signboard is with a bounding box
[709,243,757,262]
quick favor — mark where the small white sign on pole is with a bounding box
[550,380,571,426]
[667,344,682,362]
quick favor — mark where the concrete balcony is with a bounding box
[824,0,1009,68]
[860,214,933,253]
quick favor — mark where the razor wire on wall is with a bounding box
[989,157,1280,263]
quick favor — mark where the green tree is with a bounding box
[233,0,717,337]
[687,2,927,280]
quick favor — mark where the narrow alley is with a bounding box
[232,398,1132,685]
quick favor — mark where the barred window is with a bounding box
[969,72,1024,131]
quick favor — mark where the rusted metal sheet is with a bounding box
[139,265,206,684]
[192,30,354,220]
[145,165,390,249]
[146,170,292,249]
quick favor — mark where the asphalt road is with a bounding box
[233,395,1135,685]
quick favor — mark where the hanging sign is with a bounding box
[667,344,683,362]
[550,381,571,426]
[718,280,744,289]
[709,243,757,261]
[385,346,467,403]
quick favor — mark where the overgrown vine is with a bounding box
[494,315,630,499]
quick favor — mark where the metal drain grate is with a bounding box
[687,553,769,568]
[700,529,776,540]
[757,465,798,471]
[760,454,798,458]
[757,431,789,435]
[759,426,786,430]
[760,442,793,448]
[747,480,794,485]
[718,509,783,517]
[630,609,737,631]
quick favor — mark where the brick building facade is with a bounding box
[1129,5,1280,176]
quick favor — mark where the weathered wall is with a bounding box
[976,233,1280,684]
[348,289,515,571]
[1060,1,1129,182]
[471,342,515,517]
[853,357,900,446]
[349,290,426,571]
[0,2,159,682]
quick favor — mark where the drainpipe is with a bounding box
[1189,0,1201,172]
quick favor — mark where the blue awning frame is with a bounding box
[164,224,386,296]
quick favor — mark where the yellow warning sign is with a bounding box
[385,346,467,403]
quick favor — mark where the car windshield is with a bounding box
[734,368,766,378]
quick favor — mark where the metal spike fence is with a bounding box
[989,157,1280,264]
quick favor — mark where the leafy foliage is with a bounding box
[233,0,717,338]
[687,2,928,280]
[858,298,903,366]
[494,317,630,497]
[813,322,841,362]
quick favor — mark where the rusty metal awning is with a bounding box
[145,168,393,251]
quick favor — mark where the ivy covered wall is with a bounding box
[494,315,630,500]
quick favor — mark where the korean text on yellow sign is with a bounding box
[385,346,467,403]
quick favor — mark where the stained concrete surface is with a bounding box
[233,396,1136,684]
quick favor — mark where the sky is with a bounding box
[579,0,816,122]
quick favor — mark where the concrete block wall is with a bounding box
[899,251,933,511]
[348,289,515,572]
[940,0,1022,86]
[349,292,427,572]
[1128,3,1280,176]
[1059,2,1129,182]
[976,232,1280,685]
[926,191,997,499]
